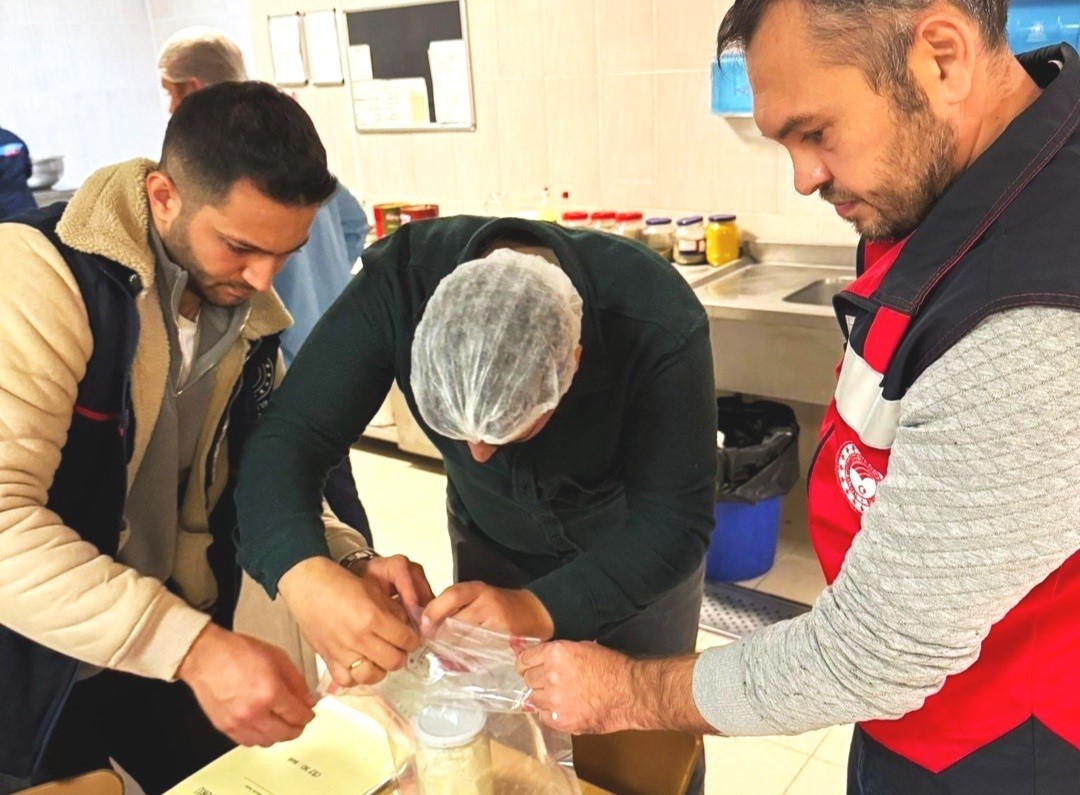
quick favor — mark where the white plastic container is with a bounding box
[413,704,494,795]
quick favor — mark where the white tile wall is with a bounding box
[494,0,544,80]
[464,0,497,82]
[544,75,601,208]
[653,0,723,72]
[237,0,860,248]
[495,77,549,208]
[453,79,502,207]
[411,131,462,201]
[0,0,163,187]
[0,0,254,189]
[655,70,720,211]
[598,74,657,209]
[597,0,654,75]
[540,0,598,78]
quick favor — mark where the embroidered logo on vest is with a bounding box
[837,442,883,513]
[252,357,274,413]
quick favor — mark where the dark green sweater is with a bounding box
[236,216,717,640]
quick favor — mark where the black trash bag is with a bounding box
[715,396,800,504]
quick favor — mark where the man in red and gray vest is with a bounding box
[515,1,1080,791]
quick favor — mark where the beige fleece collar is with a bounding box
[55,158,291,339]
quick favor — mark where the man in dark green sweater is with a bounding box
[235,216,716,690]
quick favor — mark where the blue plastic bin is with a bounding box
[705,496,783,582]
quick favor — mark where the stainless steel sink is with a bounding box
[783,276,854,306]
[696,262,854,321]
[692,241,857,405]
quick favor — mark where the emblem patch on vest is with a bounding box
[252,357,274,413]
[837,442,883,513]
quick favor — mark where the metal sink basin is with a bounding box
[783,276,854,306]
[693,241,858,405]
[696,262,855,321]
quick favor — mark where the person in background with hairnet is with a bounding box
[157,26,373,543]
[234,216,717,696]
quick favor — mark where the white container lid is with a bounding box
[413,704,486,749]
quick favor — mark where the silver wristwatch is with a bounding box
[339,548,379,570]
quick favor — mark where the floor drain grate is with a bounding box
[700,581,810,638]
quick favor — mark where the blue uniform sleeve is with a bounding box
[330,185,368,265]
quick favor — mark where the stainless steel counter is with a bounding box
[694,242,857,405]
[697,262,852,327]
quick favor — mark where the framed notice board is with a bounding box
[344,1,475,132]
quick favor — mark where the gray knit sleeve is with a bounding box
[692,306,1080,736]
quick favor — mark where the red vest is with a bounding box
[808,234,1080,774]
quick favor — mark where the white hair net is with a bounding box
[411,249,584,446]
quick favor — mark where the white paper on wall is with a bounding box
[268,13,306,85]
[347,44,374,82]
[427,38,470,125]
[303,10,343,85]
[352,78,430,128]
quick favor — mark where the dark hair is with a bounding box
[160,81,336,206]
[716,0,1008,101]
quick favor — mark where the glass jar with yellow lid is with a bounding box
[705,214,740,266]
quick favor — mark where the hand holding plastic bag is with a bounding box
[321,617,580,794]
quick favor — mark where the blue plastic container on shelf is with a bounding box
[705,496,784,583]
[711,52,753,116]
[1007,1,1080,52]
[1010,5,1063,50]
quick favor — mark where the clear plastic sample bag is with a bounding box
[321,618,581,795]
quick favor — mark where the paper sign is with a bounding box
[348,45,373,82]
[427,39,470,124]
[304,11,343,85]
[352,78,431,128]
[268,14,306,86]
[164,697,396,795]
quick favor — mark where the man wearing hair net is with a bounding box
[235,217,717,692]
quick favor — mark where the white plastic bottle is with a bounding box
[537,187,558,222]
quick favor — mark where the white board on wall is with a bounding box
[344,1,475,132]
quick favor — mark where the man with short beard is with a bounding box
[157,27,374,545]
[0,82,427,794]
[518,1,1080,791]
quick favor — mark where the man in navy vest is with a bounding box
[518,2,1080,791]
[157,27,374,543]
[0,82,427,793]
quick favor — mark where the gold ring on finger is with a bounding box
[349,656,367,670]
